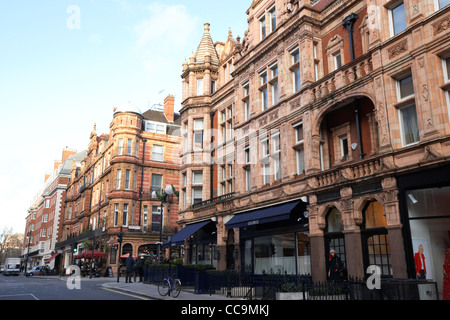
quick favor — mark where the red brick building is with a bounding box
[23,148,85,270]
[56,96,181,273]
[176,0,450,299]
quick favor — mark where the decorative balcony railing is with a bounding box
[310,54,373,103]
[309,155,391,190]
[191,192,235,210]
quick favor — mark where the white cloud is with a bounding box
[133,3,198,69]
[112,0,133,12]
[134,3,198,48]
[131,2,199,109]
[89,34,103,44]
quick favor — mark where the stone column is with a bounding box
[382,177,408,278]
[310,235,327,282]
[344,231,365,279]
[388,226,408,279]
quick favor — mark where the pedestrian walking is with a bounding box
[125,253,135,283]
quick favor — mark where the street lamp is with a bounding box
[153,185,178,264]
[24,232,31,274]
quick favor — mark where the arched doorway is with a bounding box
[317,96,377,171]
[325,207,346,279]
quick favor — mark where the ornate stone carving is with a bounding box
[340,167,354,180]
[422,84,430,101]
[307,177,319,189]
[421,145,442,163]
[388,39,408,59]
[286,0,299,14]
[432,14,450,36]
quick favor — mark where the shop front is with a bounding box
[225,199,310,275]
[399,165,450,299]
[166,219,218,267]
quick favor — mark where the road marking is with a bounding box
[0,293,39,300]
[102,287,151,300]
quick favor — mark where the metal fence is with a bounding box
[206,271,440,300]
[144,267,440,300]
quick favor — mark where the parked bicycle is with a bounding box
[158,274,181,298]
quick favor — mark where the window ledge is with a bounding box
[440,82,450,91]
[393,96,415,109]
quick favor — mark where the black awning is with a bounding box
[225,200,304,230]
[164,220,213,247]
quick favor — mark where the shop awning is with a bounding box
[164,220,212,247]
[44,253,60,264]
[225,200,303,230]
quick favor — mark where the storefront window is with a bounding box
[190,243,217,268]
[248,233,310,275]
[407,186,450,297]
[244,240,252,273]
[254,234,295,274]
[297,232,311,275]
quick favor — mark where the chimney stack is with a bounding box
[164,95,175,122]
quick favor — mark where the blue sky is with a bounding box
[0,0,250,233]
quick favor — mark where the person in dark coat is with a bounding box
[328,249,344,281]
[125,253,135,283]
[134,256,144,282]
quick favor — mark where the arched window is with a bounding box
[122,243,133,257]
[362,201,392,276]
[326,207,344,233]
[325,208,346,277]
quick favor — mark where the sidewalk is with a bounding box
[32,275,239,300]
[102,280,242,300]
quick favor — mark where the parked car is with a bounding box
[25,265,50,277]
[0,265,5,274]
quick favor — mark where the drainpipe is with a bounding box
[342,13,359,62]
[210,111,216,200]
[343,14,364,160]
[138,139,147,227]
[355,100,365,160]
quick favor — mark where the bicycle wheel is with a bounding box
[158,278,170,296]
[172,279,182,298]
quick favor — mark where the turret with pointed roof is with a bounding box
[194,23,219,65]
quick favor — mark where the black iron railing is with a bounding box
[143,267,440,300]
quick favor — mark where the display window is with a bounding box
[243,232,311,275]
[406,186,450,298]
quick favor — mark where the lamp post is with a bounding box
[24,232,31,274]
[117,227,123,283]
[152,185,178,264]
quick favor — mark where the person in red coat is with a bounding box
[414,244,426,279]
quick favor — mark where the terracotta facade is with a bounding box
[23,148,83,270]
[56,97,181,271]
[178,0,450,293]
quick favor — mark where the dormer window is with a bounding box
[259,5,276,41]
[259,13,266,40]
[269,5,276,31]
[145,120,166,134]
